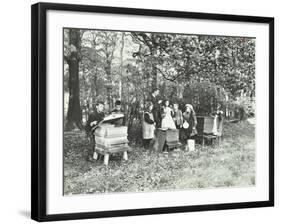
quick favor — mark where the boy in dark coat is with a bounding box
[110,100,125,126]
[172,102,183,129]
[148,88,162,128]
[85,101,105,161]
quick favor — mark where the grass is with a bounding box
[63,120,255,195]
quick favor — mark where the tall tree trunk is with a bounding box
[151,65,158,90]
[65,29,83,130]
[150,35,158,90]
[105,60,112,110]
[92,71,98,107]
[119,33,125,100]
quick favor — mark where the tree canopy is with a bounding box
[63,28,255,129]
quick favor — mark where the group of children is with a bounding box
[85,92,198,161]
[142,98,198,149]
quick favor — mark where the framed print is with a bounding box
[31,2,274,222]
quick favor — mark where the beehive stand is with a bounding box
[93,124,130,165]
[94,145,130,165]
[197,116,223,147]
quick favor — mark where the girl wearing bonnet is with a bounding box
[182,104,198,140]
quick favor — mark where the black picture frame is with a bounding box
[31,2,274,222]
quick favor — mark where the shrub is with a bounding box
[226,97,255,120]
[237,97,255,117]
[182,79,227,115]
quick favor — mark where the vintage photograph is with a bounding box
[63,28,256,195]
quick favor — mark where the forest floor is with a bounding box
[63,120,255,195]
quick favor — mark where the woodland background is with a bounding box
[63,28,256,132]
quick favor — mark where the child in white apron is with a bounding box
[142,102,155,149]
[161,100,176,129]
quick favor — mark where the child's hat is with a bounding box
[185,104,194,110]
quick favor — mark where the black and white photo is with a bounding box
[63,28,256,195]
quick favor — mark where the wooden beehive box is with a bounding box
[197,116,223,136]
[157,128,180,151]
[94,124,129,153]
[94,124,128,138]
[95,136,129,147]
[165,129,179,142]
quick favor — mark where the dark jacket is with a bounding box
[183,111,197,128]
[144,112,154,124]
[85,110,105,133]
[147,94,161,128]
[148,94,160,109]
[182,110,197,138]
[110,108,125,126]
[173,109,183,127]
